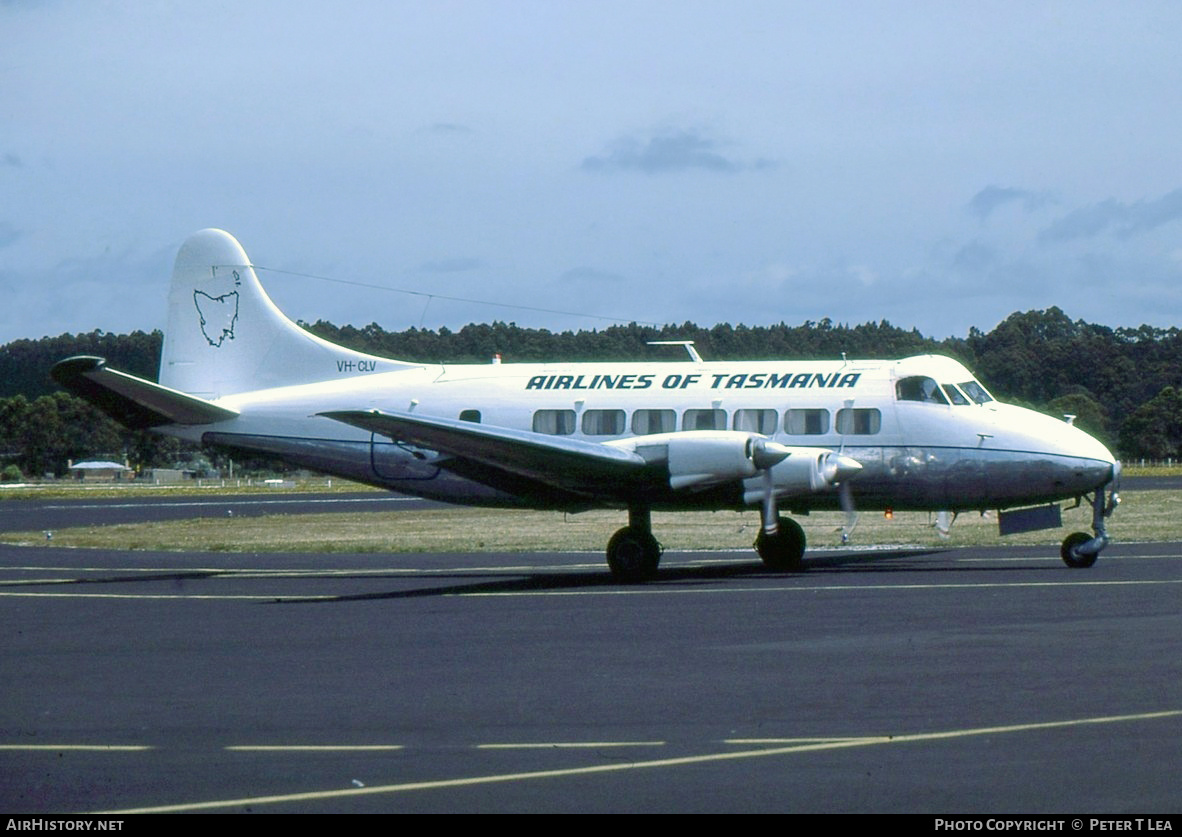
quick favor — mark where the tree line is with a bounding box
[2,307,1181,478]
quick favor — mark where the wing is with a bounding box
[318,409,826,512]
[319,409,659,503]
[52,356,239,429]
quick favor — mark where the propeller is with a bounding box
[750,437,792,536]
[835,397,859,543]
[821,452,861,544]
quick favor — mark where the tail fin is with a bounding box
[159,229,414,398]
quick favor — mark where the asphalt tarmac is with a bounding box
[2,513,1180,814]
[0,491,443,534]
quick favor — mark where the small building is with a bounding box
[68,460,135,482]
[141,468,194,484]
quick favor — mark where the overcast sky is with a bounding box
[4,0,1182,348]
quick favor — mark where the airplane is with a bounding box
[52,228,1121,581]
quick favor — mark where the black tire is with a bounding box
[1061,531,1097,568]
[606,527,662,582]
[755,516,806,571]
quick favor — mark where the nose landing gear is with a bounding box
[1061,465,1120,568]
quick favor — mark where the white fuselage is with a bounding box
[172,353,1117,513]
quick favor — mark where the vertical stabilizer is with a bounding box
[159,229,413,398]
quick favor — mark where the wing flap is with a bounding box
[52,356,239,429]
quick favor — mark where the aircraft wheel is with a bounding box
[606,527,662,583]
[1060,531,1097,568]
[755,516,806,571]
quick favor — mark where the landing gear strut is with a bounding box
[1061,467,1120,568]
[606,506,662,583]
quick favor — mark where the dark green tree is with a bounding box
[1119,387,1182,461]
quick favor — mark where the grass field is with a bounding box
[0,476,374,501]
[1,488,1173,554]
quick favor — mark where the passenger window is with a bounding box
[459,409,481,423]
[786,408,830,435]
[683,409,726,431]
[632,409,676,435]
[896,376,948,404]
[733,409,778,434]
[582,409,626,436]
[532,409,576,435]
[836,408,881,435]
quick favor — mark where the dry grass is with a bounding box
[0,477,377,502]
[2,489,1172,554]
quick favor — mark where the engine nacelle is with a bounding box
[605,431,859,495]
[740,447,863,504]
[667,431,761,490]
[606,430,792,491]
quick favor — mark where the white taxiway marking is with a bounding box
[100,709,1182,814]
[225,745,405,752]
[0,745,151,751]
[476,741,664,749]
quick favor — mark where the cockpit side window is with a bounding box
[959,380,994,404]
[942,384,970,406]
[896,376,948,404]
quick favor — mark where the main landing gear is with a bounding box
[754,515,806,571]
[753,465,807,572]
[1060,469,1120,568]
[605,507,807,582]
[606,506,662,583]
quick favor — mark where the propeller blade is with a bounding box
[760,466,779,535]
[839,479,858,543]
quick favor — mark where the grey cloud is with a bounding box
[968,185,1052,221]
[2,153,21,168]
[951,240,998,273]
[581,128,767,175]
[417,257,484,273]
[1038,200,1124,242]
[0,243,171,343]
[1121,188,1182,236]
[1039,188,1182,243]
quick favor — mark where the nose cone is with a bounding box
[1057,417,1117,473]
[1075,437,1119,490]
[996,403,1117,489]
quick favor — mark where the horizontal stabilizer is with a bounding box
[52,356,239,429]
